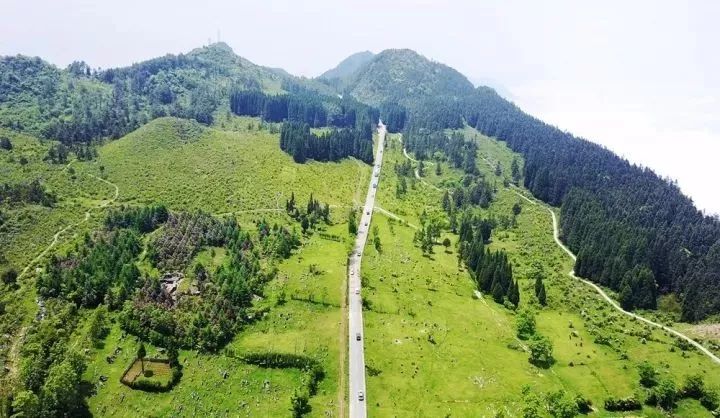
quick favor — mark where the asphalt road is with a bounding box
[348,122,386,418]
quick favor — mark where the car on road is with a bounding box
[372,183,377,188]
[355,287,360,295]
[358,391,364,401]
[351,270,354,275]
[364,222,368,226]
[356,332,362,341]
[366,210,370,215]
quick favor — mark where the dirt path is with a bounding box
[396,136,442,191]
[4,169,121,382]
[373,206,419,229]
[509,186,720,366]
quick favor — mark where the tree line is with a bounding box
[459,87,720,321]
[279,121,373,164]
[229,88,378,129]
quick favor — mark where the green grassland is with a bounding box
[98,116,369,214]
[0,129,117,394]
[362,129,720,417]
[1,115,372,417]
[81,213,355,417]
[78,118,371,417]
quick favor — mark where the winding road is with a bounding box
[348,122,386,418]
[510,186,720,366]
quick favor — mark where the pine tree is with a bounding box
[442,190,452,213]
[537,282,547,306]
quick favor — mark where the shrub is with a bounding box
[575,395,592,413]
[528,335,554,368]
[700,387,719,411]
[545,390,579,418]
[647,379,677,410]
[638,361,658,387]
[1,268,18,286]
[516,309,536,340]
[604,396,641,411]
[681,373,705,399]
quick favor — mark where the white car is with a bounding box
[355,288,360,295]
[358,391,365,401]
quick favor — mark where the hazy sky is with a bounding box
[2,0,718,214]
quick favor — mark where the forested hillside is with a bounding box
[0,42,331,145]
[325,49,720,321]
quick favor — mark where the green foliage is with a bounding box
[681,373,705,399]
[36,229,142,307]
[516,309,536,340]
[290,388,311,418]
[618,265,657,310]
[521,390,543,418]
[545,390,579,418]
[11,390,40,417]
[528,335,554,368]
[0,136,12,150]
[647,378,678,410]
[1,268,17,286]
[0,179,56,207]
[604,396,641,411]
[348,208,358,235]
[88,305,109,345]
[279,121,373,164]
[638,361,658,388]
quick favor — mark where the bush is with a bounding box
[604,396,641,411]
[290,388,311,418]
[516,309,536,340]
[575,395,592,413]
[681,373,705,399]
[700,387,719,411]
[647,379,678,410]
[528,335,554,368]
[1,268,18,286]
[545,390,579,418]
[638,361,658,387]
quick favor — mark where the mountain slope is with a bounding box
[331,48,720,321]
[345,49,474,107]
[319,51,375,81]
[0,42,333,143]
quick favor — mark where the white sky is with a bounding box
[2,0,718,214]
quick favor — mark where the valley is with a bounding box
[0,42,719,418]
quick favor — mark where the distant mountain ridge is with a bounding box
[318,51,375,81]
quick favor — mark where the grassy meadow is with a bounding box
[361,129,720,417]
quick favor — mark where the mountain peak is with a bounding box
[343,48,474,107]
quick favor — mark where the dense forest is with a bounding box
[229,88,378,129]
[457,212,519,307]
[462,87,720,321]
[279,121,373,163]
